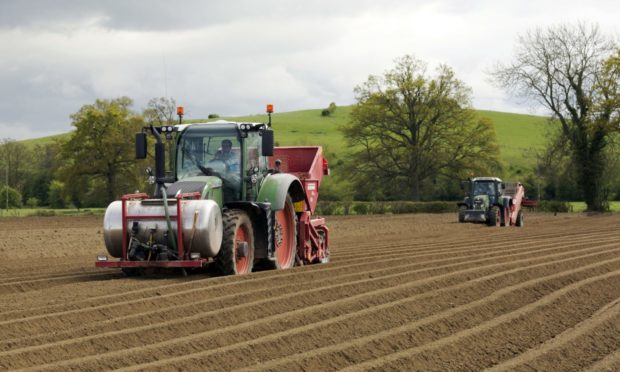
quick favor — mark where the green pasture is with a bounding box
[568,201,620,213]
[20,106,552,177]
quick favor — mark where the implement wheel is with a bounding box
[217,209,254,275]
[516,211,524,227]
[273,195,297,269]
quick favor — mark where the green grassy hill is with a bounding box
[22,106,552,178]
[209,107,552,179]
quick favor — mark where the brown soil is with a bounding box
[0,212,619,371]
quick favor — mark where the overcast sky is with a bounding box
[1,0,619,140]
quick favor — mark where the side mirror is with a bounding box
[261,129,274,156]
[136,133,147,159]
[501,183,506,190]
[460,181,465,190]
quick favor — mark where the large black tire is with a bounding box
[216,209,254,275]
[487,206,501,227]
[458,206,467,223]
[272,195,297,269]
[516,210,524,227]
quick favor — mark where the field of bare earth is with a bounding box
[1,212,619,371]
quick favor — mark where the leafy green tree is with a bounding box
[58,97,146,205]
[341,55,500,201]
[493,23,619,211]
[48,180,68,208]
[0,138,33,194]
[22,143,59,206]
[0,185,22,209]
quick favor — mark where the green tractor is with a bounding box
[457,177,525,227]
[97,105,330,275]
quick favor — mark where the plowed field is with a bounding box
[1,213,619,371]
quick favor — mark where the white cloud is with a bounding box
[1,0,620,139]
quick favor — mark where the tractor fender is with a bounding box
[257,173,305,211]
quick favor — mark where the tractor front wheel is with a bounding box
[458,206,466,223]
[217,209,254,275]
[273,195,297,269]
[487,206,501,227]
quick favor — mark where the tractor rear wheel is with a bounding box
[516,211,524,227]
[273,195,297,269]
[217,209,254,275]
[487,206,501,227]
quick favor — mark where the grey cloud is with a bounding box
[0,0,413,31]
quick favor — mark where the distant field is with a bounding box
[0,208,105,217]
[568,201,620,213]
[21,106,551,178]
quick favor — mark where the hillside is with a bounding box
[21,106,552,178]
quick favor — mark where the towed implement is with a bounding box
[457,177,525,227]
[97,105,330,275]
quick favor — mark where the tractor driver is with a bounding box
[213,139,240,173]
[214,139,233,161]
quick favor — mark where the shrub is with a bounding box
[33,210,57,217]
[315,200,457,215]
[208,114,219,119]
[0,185,22,208]
[537,200,571,213]
[328,102,337,113]
[321,109,331,117]
[351,202,370,215]
[26,197,39,208]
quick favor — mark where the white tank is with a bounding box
[103,199,223,258]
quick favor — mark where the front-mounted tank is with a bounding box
[103,198,223,258]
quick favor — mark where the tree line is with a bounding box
[0,97,176,209]
[1,22,619,211]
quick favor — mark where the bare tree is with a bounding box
[143,97,177,126]
[493,23,618,211]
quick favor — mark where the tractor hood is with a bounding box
[472,194,490,210]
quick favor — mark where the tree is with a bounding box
[493,23,618,211]
[341,55,500,200]
[21,143,59,206]
[0,138,33,194]
[143,97,177,126]
[58,97,146,205]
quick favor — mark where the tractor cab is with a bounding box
[471,178,502,206]
[174,122,272,204]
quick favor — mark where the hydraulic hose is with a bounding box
[160,184,178,253]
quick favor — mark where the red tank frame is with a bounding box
[96,191,209,269]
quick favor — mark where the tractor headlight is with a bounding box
[190,252,201,260]
[96,255,108,262]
